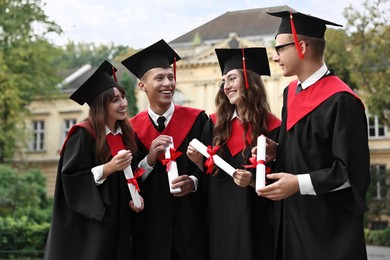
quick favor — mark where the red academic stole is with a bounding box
[210,113,281,156]
[60,121,126,156]
[129,105,203,150]
[286,76,364,131]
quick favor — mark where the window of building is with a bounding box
[30,120,45,151]
[63,119,77,143]
[368,115,386,138]
[370,164,388,200]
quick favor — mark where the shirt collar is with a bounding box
[148,102,175,126]
[231,110,239,121]
[105,125,123,136]
[299,64,329,90]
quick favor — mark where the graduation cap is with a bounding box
[121,39,181,80]
[268,11,342,59]
[215,48,270,89]
[70,60,118,106]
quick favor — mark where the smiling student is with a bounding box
[121,39,208,260]
[44,60,141,260]
[187,47,281,260]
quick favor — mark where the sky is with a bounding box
[42,0,366,49]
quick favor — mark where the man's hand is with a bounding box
[171,175,195,197]
[256,173,299,200]
[147,135,172,165]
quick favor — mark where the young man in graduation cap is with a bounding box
[255,11,371,260]
[44,60,141,260]
[121,39,208,260]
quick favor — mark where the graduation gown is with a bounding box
[129,105,209,260]
[44,125,134,260]
[274,75,371,260]
[202,113,281,260]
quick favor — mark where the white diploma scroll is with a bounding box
[256,135,266,191]
[189,138,236,177]
[118,150,142,208]
[164,137,182,194]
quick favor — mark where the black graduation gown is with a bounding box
[202,114,280,260]
[44,127,134,260]
[129,105,209,260]
[274,76,371,260]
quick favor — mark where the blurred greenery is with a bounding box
[0,164,52,258]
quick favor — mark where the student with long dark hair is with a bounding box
[188,47,281,260]
[44,60,142,260]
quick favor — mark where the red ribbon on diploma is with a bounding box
[204,145,220,174]
[127,168,145,192]
[162,148,183,171]
[243,156,265,169]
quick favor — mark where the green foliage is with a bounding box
[0,216,49,259]
[0,165,52,258]
[53,41,131,68]
[365,228,390,246]
[0,164,53,223]
[343,0,390,126]
[0,0,63,162]
[325,29,358,90]
[120,72,138,117]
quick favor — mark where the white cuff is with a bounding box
[91,165,106,185]
[138,157,154,181]
[297,174,316,195]
[189,175,199,192]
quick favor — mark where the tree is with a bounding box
[343,0,390,126]
[120,72,138,117]
[0,0,62,162]
[325,29,358,90]
[53,41,130,68]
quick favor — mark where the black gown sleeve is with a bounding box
[61,128,107,221]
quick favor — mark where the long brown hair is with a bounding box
[213,69,271,152]
[87,84,137,164]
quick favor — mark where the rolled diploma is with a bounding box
[165,137,181,194]
[118,150,142,208]
[256,135,266,191]
[189,138,236,177]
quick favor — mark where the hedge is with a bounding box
[0,216,49,259]
[365,228,390,247]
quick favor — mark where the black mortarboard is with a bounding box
[267,11,342,39]
[215,48,270,76]
[70,60,118,106]
[215,48,270,89]
[268,11,342,59]
[121,39,181,80]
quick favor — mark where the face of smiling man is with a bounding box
[138,67,175,115]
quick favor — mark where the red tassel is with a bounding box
[112,66,118,82]
[290,13,304,59]
[173,56,177,82]
[241,49,249,89]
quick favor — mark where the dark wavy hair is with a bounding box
[213,69,271,153]
[87,85,137,164]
